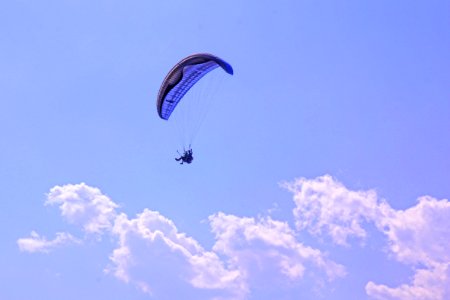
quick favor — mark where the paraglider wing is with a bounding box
[157,53,233,120]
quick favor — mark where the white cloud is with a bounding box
[209,212,346,288]
[282,174,381,246]
[367,196,450,300]
[17,231,81,253]
[283,175,450,300]
[375,196,450,266]
[45,182,119,235]
[19,178,450,299]
[107,209,242,300]
[366,263,450,300]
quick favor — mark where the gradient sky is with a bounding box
[1,1,449,299]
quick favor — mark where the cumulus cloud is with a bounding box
[17,231,81,253]
[366,264,450,300]
[105,210,345,299]
[19,177,450,299]
[281,174,381,246]
[375,196,450,266]
[19,181,346,299]
[107,209,242,300]
[45,182,118,235]
[283,175,450,300]
[209,212,346,285]
[367,196,450,300]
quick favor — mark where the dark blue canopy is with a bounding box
[157,53,233,120]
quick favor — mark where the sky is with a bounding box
[1,1,449,299]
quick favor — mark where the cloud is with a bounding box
[19,182,346,299]
[281,174,381,246]
[375,196,450,266]
[45,182,119,235]
[283,175,450,300]
[19,177,450,299]
[366,264,450,300]
[367,196,450,300]
[107,210,345,299]
[209,212,346,289]
[107,209,242,300]
[17,231,81,253]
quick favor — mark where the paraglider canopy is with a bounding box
[157,53,233,120]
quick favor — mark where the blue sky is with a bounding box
[1,1,449,299]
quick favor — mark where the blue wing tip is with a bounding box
[223,62,234,75]
[215,56,233,75]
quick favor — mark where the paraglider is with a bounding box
[175,148,193,164]
[156,53,233,164]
